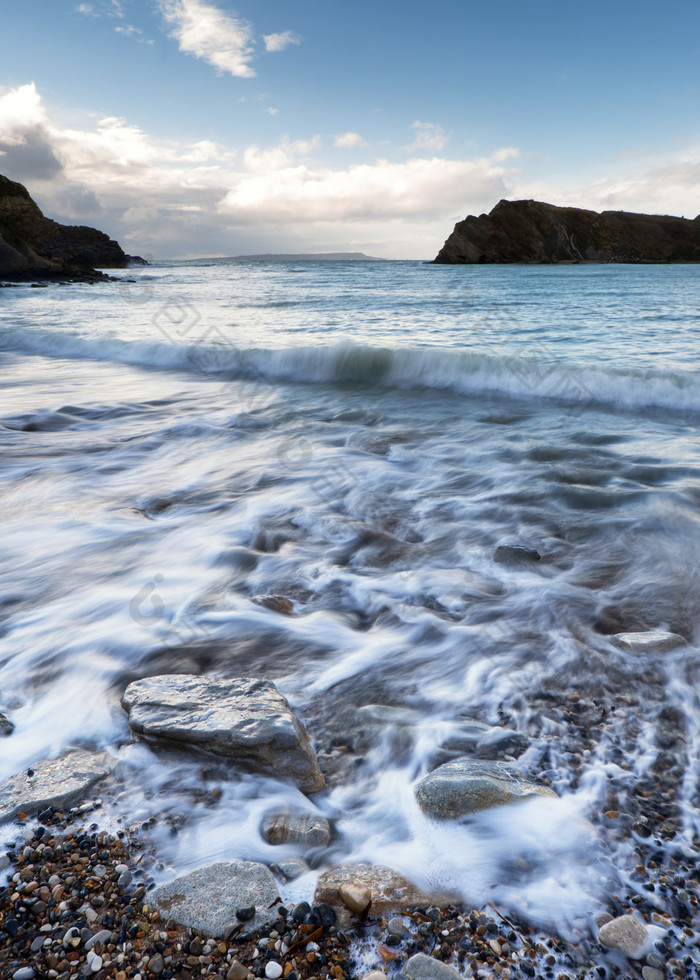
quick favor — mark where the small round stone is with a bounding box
[236,905,256,922]
[265,962,283,979]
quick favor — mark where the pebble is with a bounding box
[642,968,664,980]
[265,962,283,979]
[13,970,36,980]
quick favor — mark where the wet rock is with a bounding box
[415,758,556,819]
[404,952,466,979]
[255,595,294,615]
[151,860,279,936]
[315,863,450,927]
[355,705,527,760]
[260,808,330,847]
[121,674,324,793]
[339,882,372,915]
[642,968,664,980]
[361,974,388,980]
[387,915,411,939]
[0,750,113,823]
[272,857,310,880]
[444,719,528,760]
[0,711,13,736]
[598,914,650,958]
[226,962,248,980]
[613,631,686,654]
[494,544,541,565]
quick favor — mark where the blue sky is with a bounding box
[1,0,698,258]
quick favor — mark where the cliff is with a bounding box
[0,174,143,282]
[434,199,700,264]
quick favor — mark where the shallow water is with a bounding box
[1,260,700,933]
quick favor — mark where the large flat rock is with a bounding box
[613,631,686,654]
[0,750,113,823]
[152,861,280,936]
[121,675,324,793]
[415,758,556,819]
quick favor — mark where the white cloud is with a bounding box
[408,121,451,153]
[334,131,365,149]
[266,107,279,117]
[158,0,256,78]
[75,0,124,17]
[262,31,301,53]
[115,24,154,44]
[2,82,697,261]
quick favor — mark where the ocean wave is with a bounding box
[2,324,700,416]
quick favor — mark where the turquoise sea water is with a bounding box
[1,260,700,930]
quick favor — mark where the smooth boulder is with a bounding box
[405,952,468,979]
[415,758,556,819]
[0,750,113,823]
[614,631,686,654]
[598,914,650,958]
[0,712,13,736]
[121,675,324,793]
[260,809,330,847]
[152,861,279,936]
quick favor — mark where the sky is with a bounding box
[0,0,698,259]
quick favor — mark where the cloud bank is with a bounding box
[0,83,697,258]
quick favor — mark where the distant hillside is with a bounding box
[434,199,700,264]
[0,173,144,282]
[229,251,389,261]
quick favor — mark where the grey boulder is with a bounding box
[260,809,330,847]
[121,675,324,793]
[0,750,113,823]
[152,860,279,936]
[0,712,13,736]
[614,631,686,654]
[415,758,556,819]
[405,952,469,979]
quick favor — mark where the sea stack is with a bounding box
[434,199,700,264]
[0,173,143,282]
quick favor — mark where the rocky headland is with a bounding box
[434,199,700,264]
[0,174,144,283]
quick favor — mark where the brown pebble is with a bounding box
[338,882,372,916]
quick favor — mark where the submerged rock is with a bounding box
[0,711,13,736]
[152,861,279,936]
[613,631,686,654]
[254,595,295,615]
[494,544,541,566]
[271,857,310,881]
[121,674,324,793]
[260,808,330,847]
[597,914,650,958]
[415,758,556,819]
[355,704,527,760]
[0,750,113,823]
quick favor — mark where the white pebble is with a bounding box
[90,956,103,973]
[265,963,283,980]
[115,863,129,873]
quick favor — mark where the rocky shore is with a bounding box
[2,652,699,980]
[433,200,700,264]
[0,174,144,283]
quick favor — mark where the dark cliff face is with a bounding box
[0,174,142,282]
[434,199,700,264]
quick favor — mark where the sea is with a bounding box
[1,258,700,937]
